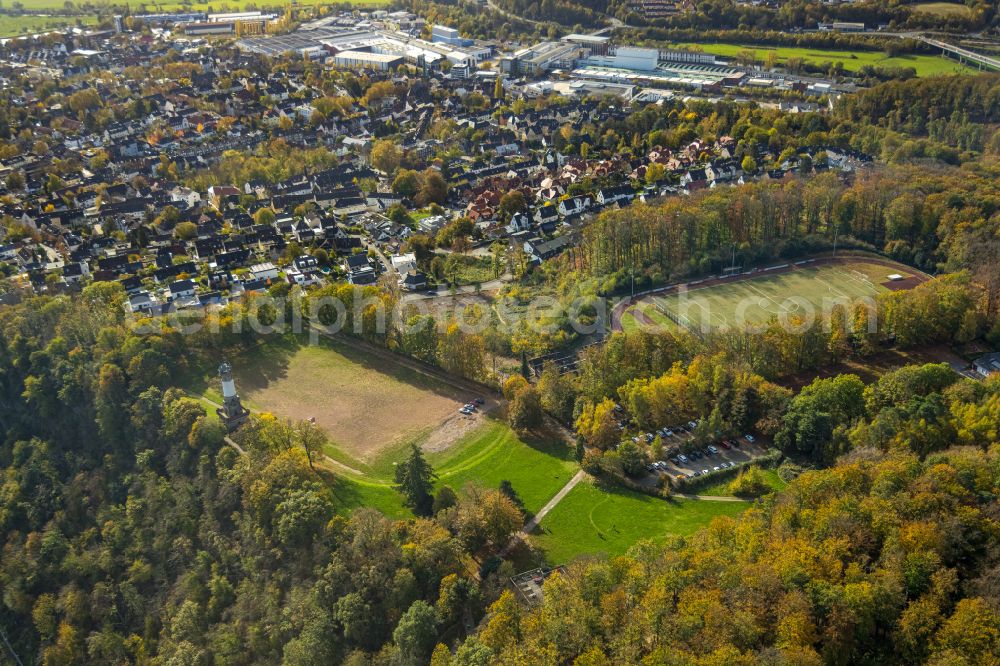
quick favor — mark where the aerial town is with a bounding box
[1,1,1000,664]
[0,8,879,312]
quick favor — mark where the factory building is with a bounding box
[561,34,610,56]
[184,22,235,36]
[332,50,404,71]
[432,24,473,47]
[659,49,716,65]
[583,46,659,72]
[501,41,582,75]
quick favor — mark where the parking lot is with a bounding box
[630,421,772,482]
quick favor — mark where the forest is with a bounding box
[0,285,526,664]
[457,438,1000,664]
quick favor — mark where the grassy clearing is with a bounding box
[189,333,468,463]
[440,253,496,286]
[693,467,787,497]
[326,419,575,520]
[429,421,577,516]
[532,480,747,564]
[669,41,975,76]
[912,2,974,18]
[328,473,411,519]
[627,260,917,333]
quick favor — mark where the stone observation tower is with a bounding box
[217,361,249,431]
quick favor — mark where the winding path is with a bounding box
[524,469,588,534]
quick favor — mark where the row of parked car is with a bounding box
[672,435,755,464]
[644,432,759,477]
[631,419,705,444]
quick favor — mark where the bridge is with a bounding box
[915,35,1000,72]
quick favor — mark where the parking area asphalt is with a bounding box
[631,425,772,483]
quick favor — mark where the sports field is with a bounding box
[622,259,921,334]
[669,41,975,77]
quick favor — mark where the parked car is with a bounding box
[719,441,730,449]
[678,454,689,464]
[707,445,718,454]
[473,397,484,405]
[459,407,473,415]
[688,420,698,429]
[664,429,674,437]
[729,438,740,448]
[744,434,755,443]
[713,466,721,472]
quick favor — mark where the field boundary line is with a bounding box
[744,281,793,314]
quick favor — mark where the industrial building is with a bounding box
[561,33,610,56]
[525,79,637,101]
[573,59,747,92]
[501,41,582,75]
[332,50,404,71]
[432,24,473,47]
[183,22,235,36]
[237,26,490,70]
[583,46,659,71]
[659,49,717,65]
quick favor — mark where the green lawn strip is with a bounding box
[532,480,747,564]
[328,474,411,519]
[430,421,578,516]
[667,42,975,76]
[321,420,576,521]
[691,468,787,497]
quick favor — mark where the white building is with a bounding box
[391,252,417,274]
[333,50,404,71]
[584,46,659,72]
